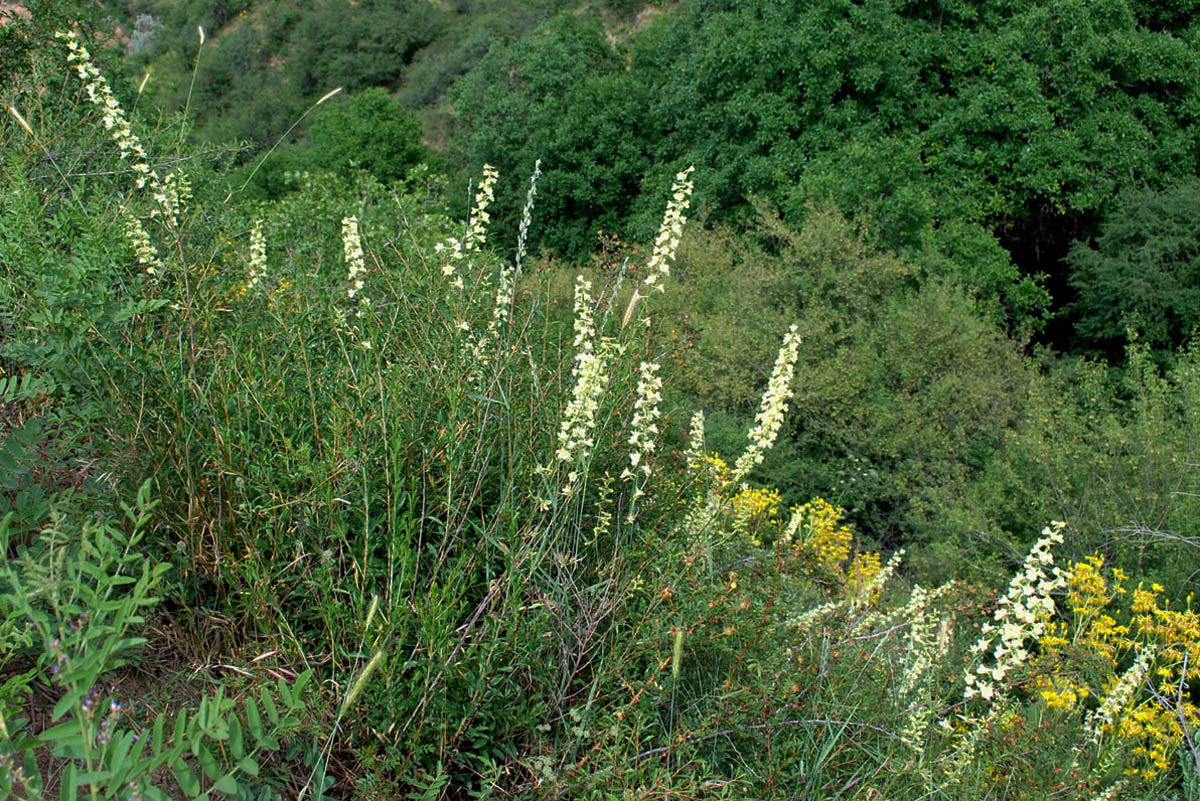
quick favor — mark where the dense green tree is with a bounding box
[303,88,426,184]
[288,0,442,93]
[448,11,625,255]
[446,0,1200,334]
[1068,179,1200,354]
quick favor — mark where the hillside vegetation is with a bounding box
[2,2,1200,799]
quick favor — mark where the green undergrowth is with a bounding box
[2,17,1200,801]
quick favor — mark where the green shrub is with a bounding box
[1069,179,1200,356]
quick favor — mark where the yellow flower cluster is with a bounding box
[730,485,782,547]
[846,551,883,601]
[1034,552,1200,781]
[730,485,782,521]
[783,497,853,572]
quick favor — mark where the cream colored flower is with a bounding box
[342,215,366,303]
[643,167,695,292]
[732,325,802,481]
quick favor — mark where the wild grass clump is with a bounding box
[2,22,1199,801]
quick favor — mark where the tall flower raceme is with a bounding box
[436,164,499,293]
[644,167,695,293]
[962,522,1069,705]
[473,162,543,377]
[622,361,664,523]
[622,167,696,327]
[464,164,499,254]
[897,584,941,756]
[121,208,162,277]
[56,31,185,226]
[57,31,149,173]
[685,411,706,471]
[624,361,663,483]
[731,325,802,482]
[491,161,541,330]
[342,215,367,312]
[235,219,267,298]
[1081,646,1155,748]
[553,277,624,499]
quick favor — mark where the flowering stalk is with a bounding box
[732,324,802,482]
[555,277,610,467]
[624,361,662,481]
[685,410,706,471]
[622,361,663,524]
[57,31,150,172]
[464,164,499,254]
[622,167,695,327]
[342,215,367,312]
[473,162,543,377]
[122,208,162,276]
[898,584,939,755]
[240,219,267,296]
[57,31,185,225]
[1081,646,1155,747]
[963,522,1069,705]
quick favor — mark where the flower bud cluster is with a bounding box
[464,164,499,254]
[556,278,613,465]
[514,160,541,274]
[1083,646,1154,745]
[342,215,366,307]
[623,361,663,482]
[97,698,122,746]
[243,219,267,295]
[898,584,939,753]
[122,210,162,276]
[685,411,706,471]
[57,31,185,225]
[732,325,802,482]
[963,522,1069,704]
[643,167,694,292]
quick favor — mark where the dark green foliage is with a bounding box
[1068,179,1200,355]
[288,0,442,93]
[448,11,626,257]
[303,88,426,183]
[444,0,1200,335]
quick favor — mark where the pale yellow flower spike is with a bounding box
[732,324,802,482]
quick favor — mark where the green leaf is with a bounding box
[173,708,188,746]
[261,688,279,726]
[50,685,89,722]
[153,713,167,756]
[172,760,201,797]
[245,698,263,740]
[227,713,244,758]
[214,774,239,794]
[105,730,134,788]
[39,719,87,746]
[197,743,221,779]
[236,756,259,777]
[75,770,112,786]
[57,762,76,801]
